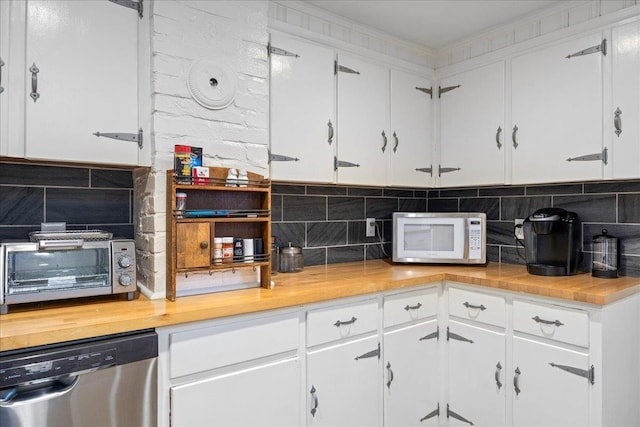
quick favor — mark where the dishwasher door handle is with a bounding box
[0,376,79,406]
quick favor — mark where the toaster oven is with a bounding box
[0,230,136,314]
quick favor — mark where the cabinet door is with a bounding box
[336,54,388,186]
[511,33,604,184]
[440,62,505,187]
[270,33,335,183]
[512,336,590,427]
[24,0,139,165]
[307,335,380,426]
[384,320,439,426]
[176,223,211,269]
[448,320,506,427]
[0,0,8,156]
[170,357,301,427]
[389,69,433,187]
[611,22,640,179]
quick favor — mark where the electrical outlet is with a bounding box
[514,219,525,240]
[366,218,376,237]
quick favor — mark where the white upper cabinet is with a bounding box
[439,62,505,187]
[610,21,640,179]
[511,33,604,184]
[269,33,335,183]
[2,0,143,166]
[335,53,389,186]
[0,1,8,156]
[389,69,433,187]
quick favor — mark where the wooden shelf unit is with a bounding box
[166,168,271,301]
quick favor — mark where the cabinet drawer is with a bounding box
[448,287,506,328]
[169,312,299,378]
[513,300,589,348]
[383,287,438,328]
[307,299,378,347]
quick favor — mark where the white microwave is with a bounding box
[392,212,486,264]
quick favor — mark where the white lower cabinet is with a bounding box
[307,335,381,426]
[512,336,589,427]
[171,357,300,427]
[383,320,439,426]
[157,284,639,427]
[448,320,506,427]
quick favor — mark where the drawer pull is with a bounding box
[532,316,564,327]
[495,362,503,390]
[514,367,521,395]
[310,385,318,417]
[404,302,422,311]
[333,316,357,327]
[463,301,487,311]
[386,362,394,389]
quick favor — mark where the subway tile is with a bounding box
[553,194,617,223]
[427,190,440,198]
[301,248,326,267]
[272,183,306,195]
[526,183,582,196]
[271,195,283,222]
[583,223,640,256]
[439,188,478,198]
[384,188,414,198]
[366,243,391,260]
[272,222,305,248]
[308,222,347,247]
[348,187,383,197]
[478,186,525,197]
[428,199,458,212]
[327,245,365,264]
[46,188,131,225]
[460,198,499,220]
[307,185,347,196]
[91,169,133,189]
[414,190,427,198]
[486,245,500,263]
[619,194,640,223]
[0,162,89,187]
[0,187,45,226]
[399,198,426,212]
[584,180,640,194]
[501,196,551,221]
[365,198,399,219]
[282,195,326,221]
[620,255,640,277]
[0,226,40,242]
[500,246,527,266]
[328,197,365,220]
[487,221,518,246]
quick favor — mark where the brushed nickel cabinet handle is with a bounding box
[496,126,502,149]
[392,131,399,152]
[614,108,622,137]
[495,362,503,389]
[532,315,563,327]
[334,316,357,327]
[0,57,4,94]
[29,62,40,102]
[512,125,519,149]
[328,120,334,145]
[463,301,487,311]
[514,367,521,395]
[381,130,387,152]
[310,385,318,417]
[404,302,422,311]
[386,361,394,389]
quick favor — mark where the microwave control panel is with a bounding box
[468,219,483,259]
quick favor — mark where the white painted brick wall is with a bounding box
[136,0,269,298]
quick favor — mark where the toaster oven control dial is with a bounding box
[118,273,133,286]
[118,255,133,269]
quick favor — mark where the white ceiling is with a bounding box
[305,0,564,50]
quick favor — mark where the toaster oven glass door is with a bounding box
[396,217,465,259]
[5,247,111,296]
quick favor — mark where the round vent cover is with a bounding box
[187,59,236,110]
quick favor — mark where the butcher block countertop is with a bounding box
[1,261,639,352]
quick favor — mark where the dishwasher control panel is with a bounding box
[1,348,116,388]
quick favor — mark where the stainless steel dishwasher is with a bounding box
[0,329,157,427]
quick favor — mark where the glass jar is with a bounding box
[279,242,303,273]
[592,229,619,278]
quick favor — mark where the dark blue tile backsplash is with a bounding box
[0,162,135,240]
[2,161,638,277]
[273,179,640,277]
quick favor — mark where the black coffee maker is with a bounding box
[523,208,581,276]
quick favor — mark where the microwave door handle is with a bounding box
[38,239,84,250]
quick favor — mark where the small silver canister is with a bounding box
[279,242,303,273]
[592,229,619,278]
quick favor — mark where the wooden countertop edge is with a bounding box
[1,262,639,352]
